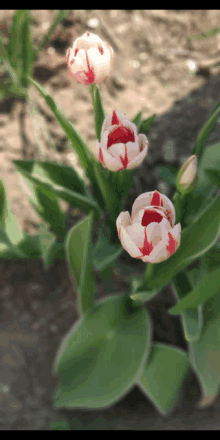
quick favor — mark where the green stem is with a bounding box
[172,190,184,224]
[143,262,154,288]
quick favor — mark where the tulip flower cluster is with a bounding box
[66,32,200,264]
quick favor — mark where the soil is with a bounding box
[1,9,220,430]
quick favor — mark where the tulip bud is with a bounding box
[176,155,198,195]
[66,31,114,85]
[93,110,149,171]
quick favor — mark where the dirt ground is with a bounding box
[1,10,220,430]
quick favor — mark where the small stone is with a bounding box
[31,301,41,311]
[42,21,50,30]
[186,58,198,73]
[26,283,43,297]
[26,395,39,408]
[49,324,58,333]
[0,285,13,298]
[139,52,147,60]
[3,301,12,309]
[19,313,32,322]
[110,10,117,18]
[87,17,99,29]
[0,383,10,394]
[47,47,55,55]
[32,322,41,331]
[35,386,46,397]
[129,60,140,69]
[61,301,75,311]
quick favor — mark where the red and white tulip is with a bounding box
[94,110,149,171]
[116,190,181,263]
[66,31,114,85]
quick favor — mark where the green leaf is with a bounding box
[14,163,101,219]
[0,36,8,59]
[130,276,160,306]
[180,142,220,227]
[132,111,142,130]
[92,161,119,220]
[16,232,41,259]
[169,267,220,315]
[66,211,95,315]
[139,114,156,135]
[205,168,220,187]
[158,165,178,187]
[36,161,88,197]
[137,343,190,416]
[35,185,66,239]
[171,270,203,343]
[204,240,220,271]
[147,193,220,292]
[0,180,24,246]
[92,226,123,272]
[38,223,57,270]
[189,293,220,402]
[53,294,152,409]
[49,420,70,431]
[30,78,94,176]
[192,102,220,166]
[8,10,30,86]
[20,10,33,88]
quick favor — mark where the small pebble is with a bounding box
[42,21,50,30]
[0,285,13,298]
[49,324,58,333]
[186,58,198,73]
[3,301,12,309]
[139,52,147,60]
[31,301,41,311]
[47,47,55,55]
[87,17,99,29]
[129,60,140,69]
[0,383,10,394]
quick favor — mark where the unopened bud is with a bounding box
[177,155,198,194]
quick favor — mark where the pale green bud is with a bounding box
[176,155,198,195]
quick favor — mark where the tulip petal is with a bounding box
[127,142,148,170]
[120,225,143,258]
[100,147,122,171]
[131,190,176,226]
[101,110,128,138]
[142,239,169,263]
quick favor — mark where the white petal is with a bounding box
[125,142,140,162]
[93,139,100,161]
[126,222,145,248]
[146,222,162,247]
[120,226,143,258]
[86,47,113,81]
[116,211,131,232]
[101,148,121,171]
[131,190,175,226]
[108,143,127,161]
[127,143,148,170]
[170,223,181,247]
[142,239,169,263]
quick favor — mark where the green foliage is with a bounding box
[66,211,95,315]
[137,343,190,416]
[53,294,152,410]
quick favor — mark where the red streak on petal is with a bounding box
[99,147,105,166]
[83,51,96,84]
[119,145,129,169]
[70,59,75,65]
[107,125,135,148]
[166,231,177,256]
[141,209,163,227]
[118,227,122,242]
[66,48,70,66]
[87,32,90,37]
[111,110,120,126]
[165,209,172,225]
[140,144,143,152]
[150,191,161,207]
[74,48,79,57]
[137,227,154,258]
[98,45,104,55]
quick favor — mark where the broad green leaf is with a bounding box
[16,232,42,260]
[38,223,57,270]
[66,211,95,315]
[33,10,69,62]
[92,226,123,272]
[30,78,93,175]
[171,270,203,343]
[92,161,119,220]
[132,111,142,131]
[169,267,220,315]
[130,276,160,306]
[139,114,156,135]
[137,343,190,416]
[0,36,8,59]
[53,294,152,409]
[205,168,220,187]
[0,180,24,246]
[147,193,220,292]
[192,102,220,165]
[189,293,220,403]
[49,420,70,431]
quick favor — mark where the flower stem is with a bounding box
[172,190,183,224]
[143,262,154,288]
